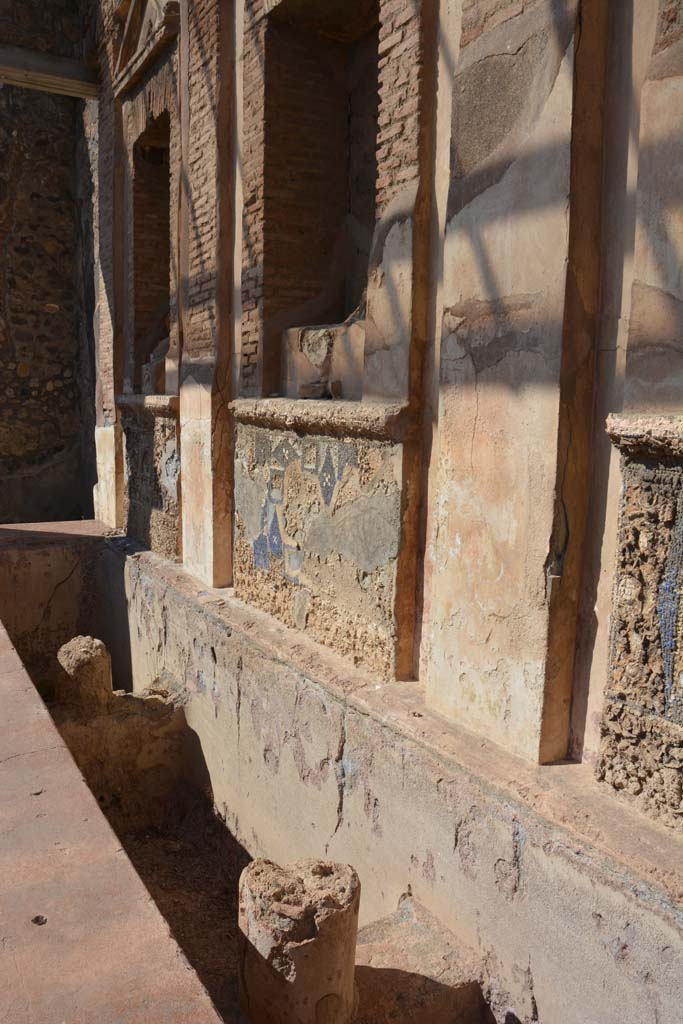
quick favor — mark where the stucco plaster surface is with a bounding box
[425,3,577,760]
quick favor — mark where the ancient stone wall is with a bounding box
[0,0,95,524]
[234,416,402,678]
[0,86,84,523]
[131,123,171,381]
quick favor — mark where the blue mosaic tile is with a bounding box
[253,534,269,571]
[269,511,283,558]
[260,499,269,531]
[658,493,683,705]
[319,447,336,505]
[272,438,296,468]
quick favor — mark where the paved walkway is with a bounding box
[0,621,225,1024]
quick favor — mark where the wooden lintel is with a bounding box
[0,44,98,99]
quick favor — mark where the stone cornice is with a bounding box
[117,393,179,418]
[607,414,683,458]
[230,398,410,441]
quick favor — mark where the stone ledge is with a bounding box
[107,538,683,907]
[607,414,683,457]
[230,397,410,440]
[116,394,179,418]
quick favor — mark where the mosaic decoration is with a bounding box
[253,533,269,570]
[319,447,336,506]
[657,493,683,706]
[121,407,180,560]
[268,511,283,558]
[234,422,404,679]
[599,433,683,827]
[245,435,360,570]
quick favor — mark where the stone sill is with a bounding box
[607,414,683,457]
[230,397,410,441]
[117,394,179,418]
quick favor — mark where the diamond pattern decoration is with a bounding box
[319,447,336,506]
[272,438,296,468]
[253,534,269,571]
[269,511,283,557]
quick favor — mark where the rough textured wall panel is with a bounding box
[600,419,683,828]
[234,422,402,677]
[121,403,181,559]
[0,87,83,523]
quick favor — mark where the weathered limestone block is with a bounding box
[232,415,403,678]
[599,416,683,828]
[283,322,365,401]
[238,859,360,1024]
[56,635,113,709]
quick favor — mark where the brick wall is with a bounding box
[133,134,171,383]
[240,0,424,394]
[184,0,222,362]
[261,21,348,393]
[121,48,180,392]
[0,0,94,522]
[241,0,268,395]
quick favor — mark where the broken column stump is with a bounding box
[238,859,360,1024]
[56,635,113,709]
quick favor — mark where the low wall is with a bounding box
[0,523,682,1024]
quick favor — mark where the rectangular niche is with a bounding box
[132,110,171,394]
[261,0,380,395]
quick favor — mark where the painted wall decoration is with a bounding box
[234,423,403,677]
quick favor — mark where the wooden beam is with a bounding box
[0,44,98,99]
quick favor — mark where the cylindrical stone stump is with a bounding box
[238,859,361,1024]
[56,635,113,709]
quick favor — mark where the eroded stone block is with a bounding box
[238,858,360,1024]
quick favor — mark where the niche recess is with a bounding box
[262,0,380,397]
[132,110,171,394]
